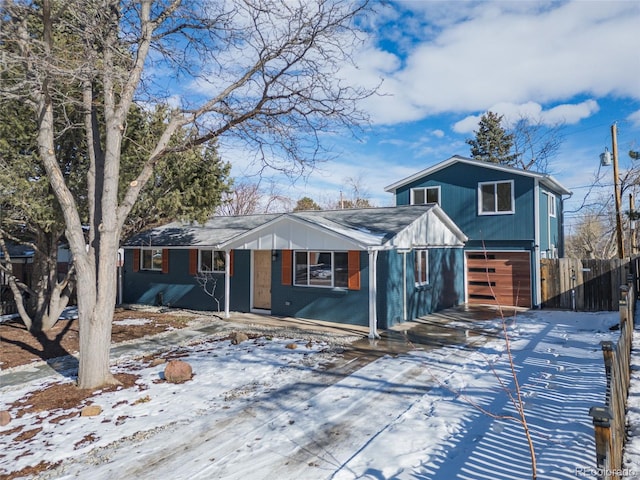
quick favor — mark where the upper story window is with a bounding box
[411,186,440,205]
[478,180,514,215]
[141,248,163,271]
[548,193,556,217]
[199,249,225,273]
[414,249,429,285]
[294,251,348,288]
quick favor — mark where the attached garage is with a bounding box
[466,251,532,308]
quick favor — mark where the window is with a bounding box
[548,193,556,217]
[294,251,348,288]
[411,186,440,205]
[414,250,429,285]
[479,181,514,214]
[199,249,225,273]
[141,248,163,271]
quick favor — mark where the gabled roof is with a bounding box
[124,205,467,251]
[224,205,467,250]
[384,155,572,196]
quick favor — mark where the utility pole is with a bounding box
[630,193,635,255]
[612,123,625,259]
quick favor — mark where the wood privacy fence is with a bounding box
[540,256,640,311]
[588,281,636,480]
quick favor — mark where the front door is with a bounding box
[253,250,272,310]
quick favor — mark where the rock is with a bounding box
[164,359,193,383]
[285,343,297,350]
[230,331,249,345]
[81,405,102,417]
[0,410,11,426]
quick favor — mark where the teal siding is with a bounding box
[125,247,465,329]
[539,192,550,252]
[123,248,251,311]
[271,251,370,326]
[395,163,536,242]
[378,248,465,328]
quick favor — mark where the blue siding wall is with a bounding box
[395,163,537,242]
[271,251,370,327]
[378,248,465,328]
[124,247,464,329]
[123,249,251,312]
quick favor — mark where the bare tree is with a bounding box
[325,174,374,209]
[510,116,564,173]
[216,179,293,216]
[1,0,373,388]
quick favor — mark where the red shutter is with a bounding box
[133,249,140,272]
[229,250,234,277]
[281,250,292,285]
[189,249,198,275]
[348,250,360,290]
[162,249,169,274]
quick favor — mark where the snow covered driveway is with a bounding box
[0,309,620,480]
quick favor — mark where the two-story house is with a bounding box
[385,155,572,308]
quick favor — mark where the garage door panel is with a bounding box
[466,251,531,308]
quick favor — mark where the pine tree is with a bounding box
[466,112,519,166]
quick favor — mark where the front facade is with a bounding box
[385,156,571,308]
[123,205,468,335]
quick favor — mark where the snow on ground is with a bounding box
[0,309,624,480]
[624,327,640,475]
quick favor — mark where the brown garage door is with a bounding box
[466,251,532,308]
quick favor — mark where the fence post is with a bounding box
[589,406,613,480]
[601,341,614,403]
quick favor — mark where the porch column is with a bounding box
[368,250,380,339]
[224,250,231,318]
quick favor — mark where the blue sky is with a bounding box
[223,0,640,233]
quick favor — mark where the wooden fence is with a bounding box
[588,281,636,480]
[540,256,640,311]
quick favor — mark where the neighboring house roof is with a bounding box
[124,205,467,251]
[383,155,572,196]
[0,242,35,260]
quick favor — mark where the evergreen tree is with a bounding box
[293,197,321,211]
[466,112,519,166]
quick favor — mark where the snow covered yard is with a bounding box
[0,309,622,480]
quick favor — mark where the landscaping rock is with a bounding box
[150,358,166,367]
[164,359,193,383]
[81,405,102,417]
[0,410,11,426]
[230,331,249,345]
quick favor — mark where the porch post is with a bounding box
[368,250,380,339]
[224,250,230,318]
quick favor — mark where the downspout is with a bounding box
[403,251,407,321]
[224,249,231,318]
[533,180,541,307]
[368,249,380,339]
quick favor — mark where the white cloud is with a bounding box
[452,99,600,133]
[628,110,640,128]
[358,1,640,125]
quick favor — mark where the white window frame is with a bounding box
[414,249,429,286]
[478,180,514,215]
[198,249,226,273]
[293,251,349,288]
[410,186,440,205]
[547,192,556,217]
[141,248,163,271]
